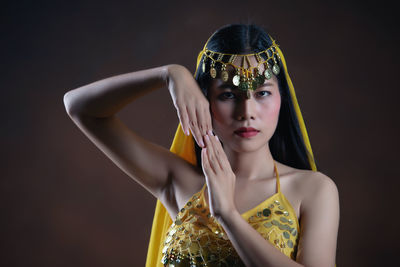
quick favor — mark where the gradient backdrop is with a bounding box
[2,0,399,266]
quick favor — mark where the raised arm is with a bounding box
[63,64,211,201]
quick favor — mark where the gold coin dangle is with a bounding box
[221,64,229,82]
[210,60,217,78]
[232,68,241,86]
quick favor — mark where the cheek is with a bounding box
[210,101,233,124]
[260,95,281,123]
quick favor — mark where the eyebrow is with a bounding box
[217,83,234,89]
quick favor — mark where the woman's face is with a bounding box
[208,56,281,153]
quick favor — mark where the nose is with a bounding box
[235,96,256,121]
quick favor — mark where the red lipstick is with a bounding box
[234,127,259,138]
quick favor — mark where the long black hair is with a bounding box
[193,24,315,170]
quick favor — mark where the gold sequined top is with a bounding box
[161,163,300,266]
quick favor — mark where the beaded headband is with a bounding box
[201,38,281,97]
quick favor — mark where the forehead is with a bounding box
[231,55,263,69]
[209,72,278,93]
[208,55,278,89]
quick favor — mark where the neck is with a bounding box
[225,144,275,180]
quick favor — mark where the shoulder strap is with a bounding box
[274,161,281,193]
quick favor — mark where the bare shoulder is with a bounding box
[300,171,338,201]
[291,170,340,265]
[278,163,337,193]
[276,163,339,215]
[291,170,340,221]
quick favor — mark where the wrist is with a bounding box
[215,206,241,227]
[165,64,190,83]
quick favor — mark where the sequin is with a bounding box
[287,240,294,248]
[264,222,272,228]
[271,219,279,225]
[278,206,284,210]
[274,200,280,205]
[262,208,271,217]
[283,231,290,239]
[291,229,298,236]
[274,210,283,215]
[169,229,177,236]
[162,255,168,264]
[283,225,291,231]
[280,217,288,223]
[196,204,202,209]
[257,211,262,217]
[165,235,172,243]
[162,245,169,253]
[187,201,192,206]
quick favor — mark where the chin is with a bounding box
[223,136,270,154]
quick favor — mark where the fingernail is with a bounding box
[215,135,220,142]
[208,130,214,136]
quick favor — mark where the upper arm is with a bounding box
[66,112,193,199]
[296,172,340,267]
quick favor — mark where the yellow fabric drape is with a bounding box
[145,125,196,267]
[145,40,317,267]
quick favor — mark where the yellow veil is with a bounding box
[145,36,317,267]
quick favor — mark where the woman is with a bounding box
[64,24,339,267]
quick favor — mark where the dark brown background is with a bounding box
[2,0,399,266]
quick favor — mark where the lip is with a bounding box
[234,127,260,138]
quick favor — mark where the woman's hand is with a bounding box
[166,64,212,147]
[201,131,237,220]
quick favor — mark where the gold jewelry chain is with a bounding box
[200,39,282,96]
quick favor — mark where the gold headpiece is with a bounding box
[200,39,281,97]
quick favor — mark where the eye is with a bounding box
[255,91,271,98]
[218,92,236,100]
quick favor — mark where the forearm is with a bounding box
[219,210,304,267]
[63,64,186,118]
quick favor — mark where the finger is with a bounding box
[196,108,208,137]
[198,106,212,136]
[187,108,204,147]
[211,135,225,170]
[177,106,190,136]
[205,107,213,134]
[201,147,214,176]
[207,133,227,171]
[204,135,219,172]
